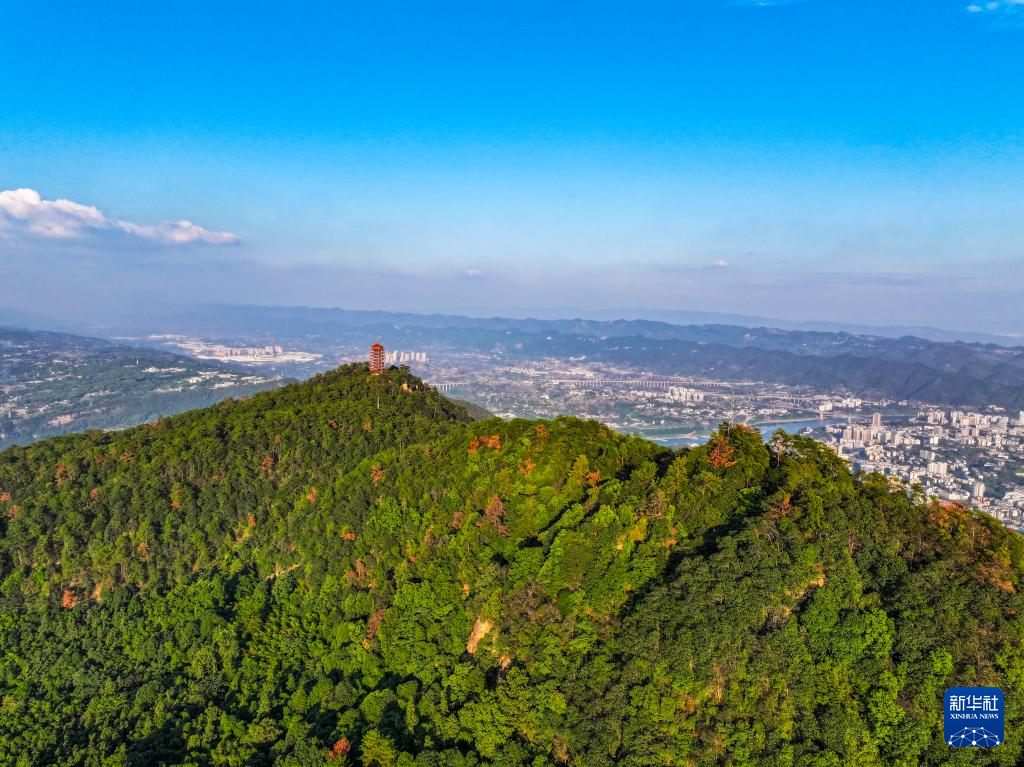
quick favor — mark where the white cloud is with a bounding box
[116,219,239,246]
[966,0,1024,12]
[463,268,484,277]
[710,259,729,269]
[0,188,105,238]
[0,188,238,246]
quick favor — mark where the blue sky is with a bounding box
[1,0,1022,332]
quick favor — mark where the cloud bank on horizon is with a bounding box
[0,188,238,247]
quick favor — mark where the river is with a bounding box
[649,416,849,448]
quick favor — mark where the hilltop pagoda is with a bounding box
[369,342,386,374]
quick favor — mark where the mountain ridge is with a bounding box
[131,304,1024,349]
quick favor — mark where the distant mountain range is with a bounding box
[5,303,1020,348]
[141,303,1024,350]
[584,307,1023,347]
[129,304,1024,411]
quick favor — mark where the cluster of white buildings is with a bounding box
[667,387,706,403]
[992,490,1024,533]
[208,345,284,358]
[826,408,1024,533]
[159,338,322,365]
[385,350,428,364]
[818,397,863,414]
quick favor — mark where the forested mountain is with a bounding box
[0,328,288,448]
[1,365,1022,766]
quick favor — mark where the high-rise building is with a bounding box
[369,342,386,374]
[384,350,429,364]
[871,413,882,430]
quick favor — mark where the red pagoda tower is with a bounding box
[369,342,386,374]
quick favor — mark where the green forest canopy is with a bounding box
[0,364,1021,766]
